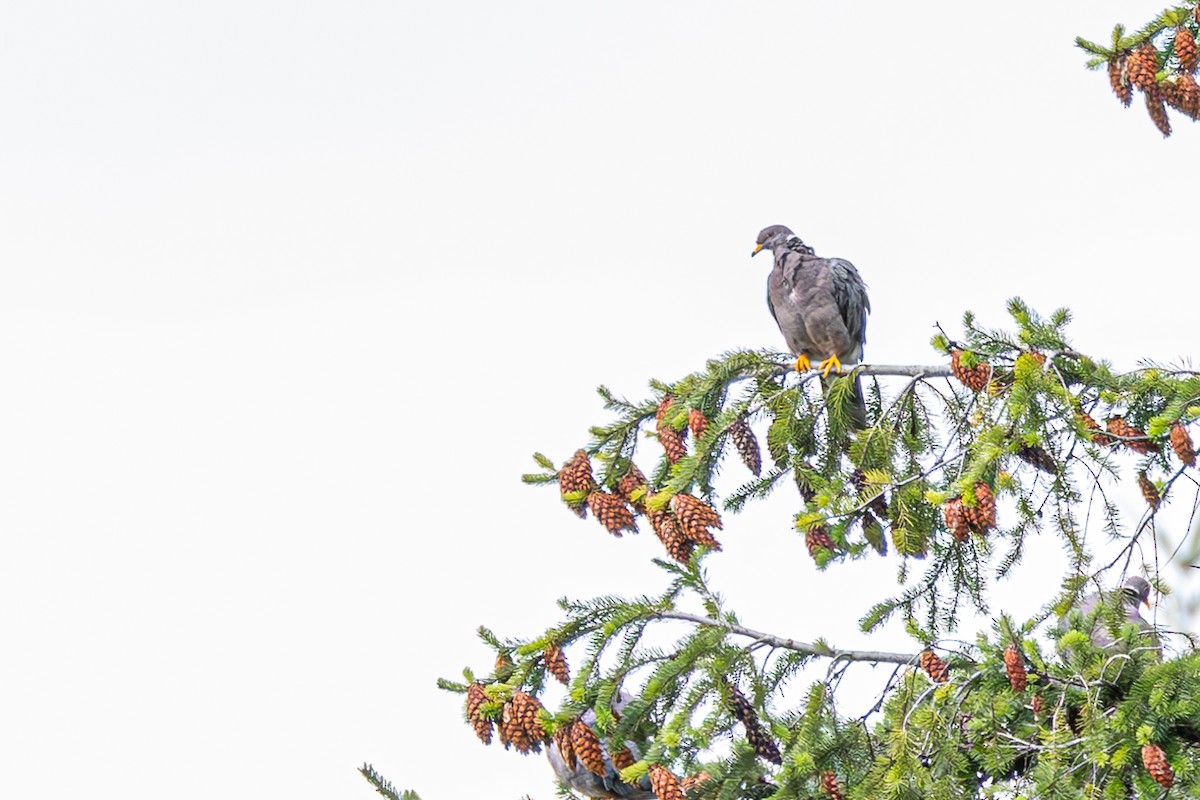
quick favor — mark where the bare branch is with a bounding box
[650,609,920,665]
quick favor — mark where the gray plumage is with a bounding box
[753,225,871,428]
[1060,576,1159,657]
[546,693,653,800]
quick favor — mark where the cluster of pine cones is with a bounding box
[557,447,725,562]
[1109,15,1200,136]
[656,394,762,475]
[465,684,550,755]
[942,482,998,542]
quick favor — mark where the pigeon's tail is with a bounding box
[821,373,869,431]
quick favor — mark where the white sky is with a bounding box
[2,2,1197,798]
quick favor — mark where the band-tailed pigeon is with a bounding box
[1060,576,1160,657]
[753,225,870,428]
[547,693,653,800]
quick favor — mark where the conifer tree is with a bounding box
[388,301,1198,800]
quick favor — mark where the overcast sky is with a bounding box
[2,2,1197,799]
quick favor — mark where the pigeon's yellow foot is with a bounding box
[818,355,843,378]
[794,354,812,373]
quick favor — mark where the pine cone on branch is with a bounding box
[1145,88,1172,136]
[728,685,783,764]
[544,643,570,685]
[1031,693,1044,718]
[554,724,576,769]
[1109,55,1134,105]
[670,493,723,549]
[587,491,638,536]
[559,449,597,518]
[680,773,713,793]
[1177,26,1198,73]
[610,746,635,771]
[511,691,548,748]
[805,524,836,559]
[1137,471,1161,510]
[920,650,950,683]
[688,407,709,439]
[570,720,608,777]
[729,414,762,476]
[649,509,695,563]
[1171,421,1196,467]
[943,498,970,542]
[1078,411,1114,446]
[616,463,649,512]
[1142,743,1175,788]
[1161,74,1200,118]
[466,683,493,744]
[971,482,997,532]
[657,395,688,464]
[1127,43,1160,91]
[1004,645,1027,692]
[649,764,686,800]
[1106,416,1159,454]
[820,771,846,800]
[500,701,536,754]
[1017,444,1057,474]
[950,349,991,392]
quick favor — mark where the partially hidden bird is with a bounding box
[1060,576,1160,658]
[753,224,871,429]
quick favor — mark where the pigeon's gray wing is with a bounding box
[766,249,817,358]
[827,257,870,363]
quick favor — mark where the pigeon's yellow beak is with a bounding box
[752,243,764,257]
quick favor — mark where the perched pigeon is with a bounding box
[753,225,870,428]
[1061,576,1160,657]
[547,693,653,800]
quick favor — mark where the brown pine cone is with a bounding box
[972,482,997,531]
[670,493,723,549]
[559,449,597,518]
[1031,693,1044,718]
[1109,56,1134,106]
[1177,26,1198,73]
[1078,411,1114,446]
[729,414,762,476]
[1017,444,1057,474]
[1142,742,1175,788]
[616,463,649,512]
[648,509,695,563]
[728,685,782,764]
[610,746,636,771]
[587,491,638,536]
[495,650,513,672]
[1145,89,1172,136]
[688,407,709,439]
[951,349,991,392]
[1004,645,1027,693]
[511,691,548,749]
[920,649,949,683]
[554,724,577,769]
[649,764,686,800]
[466,683,493,744]
[1127,43,1160,91]
[1171,421,1196,467]
[1106,416,1160,454]
[656,395,688,463]
[544,643,570,685]
[943,498,970,542]
[1137,471,1161,510]
[570,720,608,777]
[1160,74,1200,118]
[805,524,836,558]
[500,700,536,753]
[820,771,846,800]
